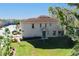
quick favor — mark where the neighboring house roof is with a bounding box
[21,15,58,24]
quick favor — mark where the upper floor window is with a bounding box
[32,24,34,29]
[40,23,42,28]
[49,23,52,26]
[45,23,47,28]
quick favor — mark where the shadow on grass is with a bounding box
[23,36,75,49]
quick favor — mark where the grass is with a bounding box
[11,40,74,56]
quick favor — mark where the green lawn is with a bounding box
[11,40,74,56]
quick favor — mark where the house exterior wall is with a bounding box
[20,21,63,38]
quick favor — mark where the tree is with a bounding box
[48,6,79,56]
[68,3,79,8]
[68,3,79,19]
[48,7,78,38]
[0,28,12,56]
[68,3,79,56]
[13,20,20,25]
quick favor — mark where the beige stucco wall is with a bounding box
[20,21,63,38]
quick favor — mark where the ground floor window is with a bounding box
[32,24,34,29]
[58,30,64,36]
[42,31,46,38]
[53,31,56,36]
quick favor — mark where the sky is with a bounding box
[0,3,75,19]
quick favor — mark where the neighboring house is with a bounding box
[20,15,64,39]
